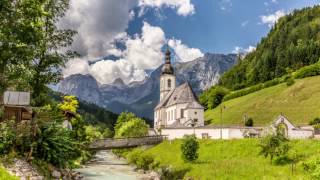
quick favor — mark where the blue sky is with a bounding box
[61,0,320,85]
[129,0,320,54]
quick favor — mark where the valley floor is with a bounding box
[134,139,320,179]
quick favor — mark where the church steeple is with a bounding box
[161,47,174,75]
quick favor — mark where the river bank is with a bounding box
[75,150,159,180]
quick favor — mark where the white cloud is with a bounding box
[138,0,195,16]
[168,39,204,62]
[232,46,256,54]
[59,0,138,59]
[63,22,202,84]
[60,1,200,85]
[260,10,286,27]
[271,0,278,4]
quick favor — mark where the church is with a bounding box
[154,48,205,130]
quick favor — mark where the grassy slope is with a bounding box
[142,139,320,179]
[205,76,320,126]
[0,166,18,180]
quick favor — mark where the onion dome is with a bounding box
[161,48,174,75]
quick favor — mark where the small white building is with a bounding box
[269,115,314,139]
[154,48,205,130]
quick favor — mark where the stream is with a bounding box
[75,150,152,180]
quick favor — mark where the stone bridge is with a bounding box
[89,135,167,150]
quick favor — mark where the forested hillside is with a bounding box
[220,6,320,90]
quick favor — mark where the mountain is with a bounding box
[220,6,320,90]
[57,53,237,119]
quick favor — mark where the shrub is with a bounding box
[286,77,295,86]
[116,118,149,138]
[158,166,189,180]
[0,120,16,155]
[199,86,229,110]
[245,118,254,127]
[259,133,290,164]
[181,135,199,162]
[309,117,320,125]
[34,122,82,168]
[302,158,320,179]
[127,149,154,170]
[294,61,320,79]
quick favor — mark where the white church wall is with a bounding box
[161,128,246,140]
[288,129,313,139]
[185,108,204,126]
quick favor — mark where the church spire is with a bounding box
[165,45,171,64]
[161,46,174,75]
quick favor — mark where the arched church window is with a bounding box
[168,79,171,88]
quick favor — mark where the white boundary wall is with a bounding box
[161,128,252,140]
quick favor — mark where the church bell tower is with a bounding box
[159,48,176,101]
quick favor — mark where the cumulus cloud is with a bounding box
[168,39,204,62]
[260,10,286,27]
[138,0,195,16]
[60,0,200,85]
[59,0,138,59]
[232,46,256,54]
[63,22,203,84]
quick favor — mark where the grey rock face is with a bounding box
[57,53,237,119]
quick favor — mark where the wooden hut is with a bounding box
[2,91,32,122]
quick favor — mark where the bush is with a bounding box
[127,149,154,170]
[0,120,16,155]
[34,122,82,168]
[158,166,189,180]
[302,158,320,179]
[245,118,254,127]
[116,118,149,138]
[181,135,199,162]
[294,61,320,79]
[309,117,320,125]
[223,78,283,101]
[259,133,290,164]
[286,77,295,86]
[199,86,229,110]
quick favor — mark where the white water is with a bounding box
[75,151,149,180]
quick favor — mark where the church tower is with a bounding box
[160,48,176,101]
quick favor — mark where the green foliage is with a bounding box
[199,86,229,109]
[245,118,254,127]
[223,78,282,101]
[302,158,320,179]
[58,96,79,113]
[83,125,103,142]
[126,149,154,170]
[0,166,19,180]
[309,117,320,125]
[116,118,149,138]
[114,112,136,132]
[286,77,295,86]
[0,120,16,155]
[294,59,320,79]
[220,6,320,90]
[181,135,199,162]
[34,122,82,168]
[259,132,290,164]
[205,76,320,126]
[158,166,190,180]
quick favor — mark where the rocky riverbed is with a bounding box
[75,150,160,180]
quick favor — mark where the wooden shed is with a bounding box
[2,91,33,122]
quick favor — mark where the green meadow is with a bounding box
[205,76,320,126]
[0,166,18,180]
[137,139,320,179]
